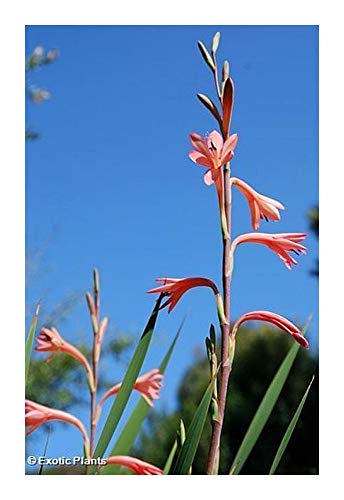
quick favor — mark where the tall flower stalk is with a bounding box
[149,32,308,474]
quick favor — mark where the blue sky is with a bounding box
[26,25,318,463]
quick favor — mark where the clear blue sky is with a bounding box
[26,25,318,463]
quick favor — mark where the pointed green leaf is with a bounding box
[172,377,215,474]
[100,316,184,474]
[89,296,163,473]
[229,321,310,475]
[163,418,186,475]
[25,303,40,385]
[163,438,178,475]
[269,376,314,474]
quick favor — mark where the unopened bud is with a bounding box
[198,41,216,72]
[32,46,44,58]
[31,90,50,103]
[98,316,109,344]
[212,32,221,55]
[222,60,230,83]
[210,397,219,424]
[46,49,59,62]
[228,335,236,365]
[93,268,100,294]
[197,93,222,125]
[209,324,216,348]
[86,292,96,316]
[215,294,228,326]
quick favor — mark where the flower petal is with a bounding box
[204,168,221,186]
[221,133,238,160]
[189,150,213,168]
[207,130,223,151]
[189,133,210,157]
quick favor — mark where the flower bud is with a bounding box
[212,32,221,56]
[198,40,216,71]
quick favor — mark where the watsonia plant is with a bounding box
[25,32,313,475]
[147,31,310,475]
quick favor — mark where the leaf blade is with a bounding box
[101,318,184,474]
[172,377,215,475]
[25,303,40,385]
[229,321,310,475]
[269,375,314,474]
[89,296,162,471]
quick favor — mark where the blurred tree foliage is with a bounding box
[134,326,318,474]
[25,46,59,140]
[308,205,319,277]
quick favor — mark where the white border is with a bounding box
[2,0,342,497]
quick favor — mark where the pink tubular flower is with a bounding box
[25,399,90,455]
[232,311,309,348]
[147,277,219,313]
[98,369,164,411]
[231,177,285,230]
[105,456,163,475]
[189,130,238,230]
[35,327,94,389]
[189,130,238,186]
[231,233,307,269]
[134,369,164,407]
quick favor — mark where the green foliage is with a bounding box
[229,332,304,474]
[269,376,314,474]
[25,46,59,140]
[101,319,183,474]
[25,305,40,385]
[172,378,214,474]
[308,206,319,237]
[308,205,319,277]
[134,325,318,474]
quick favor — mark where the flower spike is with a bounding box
[231,177,285,230]
[231,311,309,348]
[231,233,307,269]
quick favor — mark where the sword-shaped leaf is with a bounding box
[89,296,163,473]
[269,375,314,474]
[101,318,184,474]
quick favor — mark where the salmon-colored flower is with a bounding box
[35,327,94,389]
[189,130,238,186]
[231,233,307,269]
[147,277,219,313]
[97,369,164,412]
[189,130,238,233]
[231,177,285,230]
[25,399,90,455]
[105,456,163,475]
[232,311,309,348]
[133,369,163,406]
